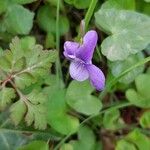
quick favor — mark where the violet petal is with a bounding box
[76,30,98,63]
[69,61,89,81]
[64,41,79,59]
[86,64,105,90]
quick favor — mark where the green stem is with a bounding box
[77,0,98,42]
[54,101,132,150]
[85,0,98,31]
[99,56,150,99]
[56,0,64,87]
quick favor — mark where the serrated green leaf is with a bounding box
[0,87,16,110]
[11,0,37,4]
[10,100,26,125]
[116,139,136,150]
[37,5,69,35]
[3,4,34,34]
[9,37,25,60]
[109,53,144,84]
[66,80,102,115]
[103,109,124,130]
[25,103,47,130]
[15,72,36,89]
[17,140,49,150]
[95,9,150,61]
[20,36,36,52]
[12,57,26,72]
[0,55,12,72]
[101,0,135,10]
[70,126,96,150]
[140,111,150,128]
[126,73,150,108]
[47,90,79,135]
[27,90,47,105]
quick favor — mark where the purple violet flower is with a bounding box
[63,30,105,90]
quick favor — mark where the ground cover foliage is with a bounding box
[0,0,150,149]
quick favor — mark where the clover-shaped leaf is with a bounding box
[37,5,69,36]
[116,129,150,150]
[69,126,97,150]
[11,0,37,5]
[116,140,137,150]
[64,0,91,9]
[95,9,150,61]
[140,111,150,128]
[103,109,124,130]
[66,80,102,115]
[126,73,150,108]
[109,53,144,84]
[18,140,49,150]
[126,129,150,150]
[3,4,34,35]
[101,0,135,10]
[46,90,79,135]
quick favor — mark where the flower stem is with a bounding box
[85,0,98,31]
[56,0,64,88]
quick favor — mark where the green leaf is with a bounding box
[70,126,96,150]
[25,91,47,130]
[0,131,29,150]
[126,129,150,150]
[61,144,74,150]
[0,87,16,110]
[73,0,91,9]
[126,73,150,108]
[116,139,136,150]
[37,5,69,35]
[136,0,150,16]
[10,100,26,125]
[95,9,150,61]
[103,109,124,130]
[139,111,150,128]
[45,33,55,49]
[9,37,24,60]
[20,36,36,52]
[64,0,91,9]
[0,0,9,14]
[47,90,79,135]
[101,0,135,10]
[11,0,37,4]
[12,57,26,72]
[26,90,47,105]
[109,53,144,84]
[66,80,102,115]
[15,72,36,89]
[144,0,150,2]
[0,54,12,72]
[3,4,34,34]
[17,140,49,150]
[25,104,47,130]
